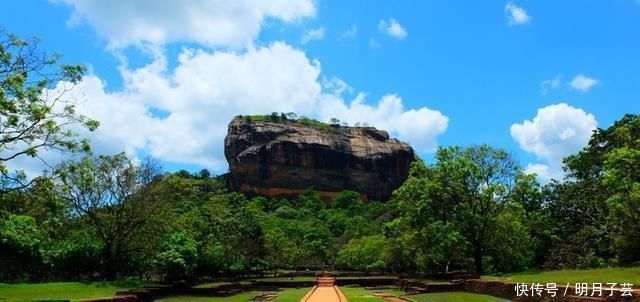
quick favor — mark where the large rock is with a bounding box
[224,116,416,201]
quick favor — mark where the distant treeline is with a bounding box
[2,114,640,282]
[1,30,639,283]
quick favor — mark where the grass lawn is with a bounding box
[484,266,640,285]
[410,292,508,302]
[155,291,263,302]
[272,287,311,302]
[0,280,148,302]
[339,286,387,302]
[155,288,310,302]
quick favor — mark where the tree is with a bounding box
[556,114,640,266]
[264,227,297,275]
[154,231,198,281]
[55,153,163,280]
[329,117,340,126]
[332,190,362,211]
[336,235,387,271]
[438,145,524,274]
[0,30,99,191]
[285,112,297,120]
[180,192,265,276]
[197,169,211,179]
[391,146,534,274]
[0,214,43,281]
[298,187,324,213]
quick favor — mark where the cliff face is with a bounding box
[224,116,415,201]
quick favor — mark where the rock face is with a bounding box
[224,116,415,201]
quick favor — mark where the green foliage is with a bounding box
[332,190,363,212]
[483,266,640,285]
[264,227,297,274]
[0,214,41,250]
[43,229,102,279]
[55,154,163,280]
[297,187,324,213]
[2,107,640,283]
[0,214,43,281]
[336,235,387,271]
[240,113,371,130]
[154,231,198,281]
[549,114,640,267]
[178,192,265,276]
[389,145,538,274]
[0,30,98,191]
[0,280,149,302]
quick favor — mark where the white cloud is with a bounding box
[570,74,599,92]
[12,43,448,175]
[11,0,448,178]
[511,103,597,182]
[540,75,562,94]
[524,163,565,184]
[316,93,449,152]
[321,76,353,95]
[301,27,325,44]
[505,2,531,25]
[53,0,316,48]
[341,24,358,39]
[378,18,407,39]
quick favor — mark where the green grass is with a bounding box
[410,292,507,302]
[0,280,148,302]
[155,291,263,302]
[272,287,311,302]
[483,266,640,285]
[339,286,387,302]
[155,288,310,302]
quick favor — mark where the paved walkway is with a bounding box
[300,276,347,302]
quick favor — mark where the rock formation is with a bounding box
[224,116,415,201]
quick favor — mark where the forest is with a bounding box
[1,30,639,284]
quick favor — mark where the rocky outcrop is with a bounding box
[224,116,415,201]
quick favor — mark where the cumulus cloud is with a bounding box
[53,0,316,48]
[301,27,325,44]
[378,18,407,39]
[523,163,557,184]
[12,43,448,175]
[570,74,599,92]
[511,103,597,182]
[316,94,449,152]
[505,2,531,25]
[12,0,448,178]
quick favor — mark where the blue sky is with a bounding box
[1,0,639,181]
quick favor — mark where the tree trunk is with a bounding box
[101,243,117,280]
[473,243,484,275]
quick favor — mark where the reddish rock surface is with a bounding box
[224,116,415,201]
